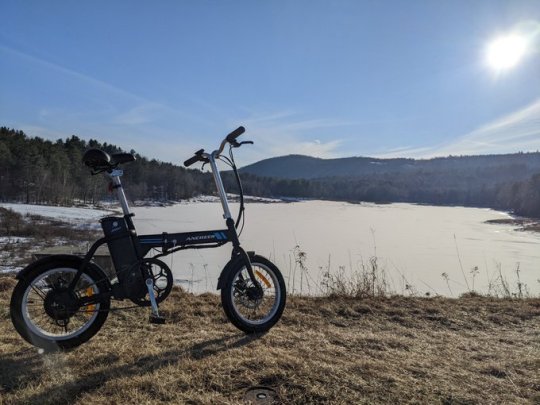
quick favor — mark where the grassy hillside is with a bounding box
[1,276,538,404]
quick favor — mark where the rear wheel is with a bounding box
[221,255,286,334]
[10,260,110,351]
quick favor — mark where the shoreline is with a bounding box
[485,217,540,233]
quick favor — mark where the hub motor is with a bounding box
[43,288,80,321]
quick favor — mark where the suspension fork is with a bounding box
[226,220,261,292]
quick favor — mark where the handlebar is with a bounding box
[183,149,205,167]
[226,126,245,143]
[184,126,249,168]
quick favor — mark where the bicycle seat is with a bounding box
[82,150,136,170]
[82,149,111,169]
[111,152,136,165]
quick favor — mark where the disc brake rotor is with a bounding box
[234,280,264,309]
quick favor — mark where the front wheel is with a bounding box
[221,255,286,334]
[10,259,110,351]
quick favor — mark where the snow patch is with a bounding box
[0,236,31,243]
[0,203,113,224]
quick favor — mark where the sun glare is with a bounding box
[486,34,528,71]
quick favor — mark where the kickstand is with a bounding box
[146,278,166,324]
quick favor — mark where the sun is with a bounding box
[486,34,529,71]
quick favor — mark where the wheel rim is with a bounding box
[21,268,101,341]
[230,262,281,326]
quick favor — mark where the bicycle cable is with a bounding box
[229,145,247,236]
[217,147,246,236]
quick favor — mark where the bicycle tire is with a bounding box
[221,255,286,334]
[10,258,110,351]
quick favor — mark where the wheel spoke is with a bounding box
[228,262,282,326]
[20,267,106,340]
[31,285,47,300]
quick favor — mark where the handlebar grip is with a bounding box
[225,126,245,143]
[184,155,201,167]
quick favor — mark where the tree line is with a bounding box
[233,171,540,218]
[0,127,213,205]
[1,127,540,218]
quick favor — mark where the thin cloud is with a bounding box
[233,111,348,166]
[113,103,171,126]
[377,97,540,158]
[0,44,147,103]
[0,44,205,126]
[376,145,435,159]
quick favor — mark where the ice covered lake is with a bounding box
[3,201,538,296]
[131,201,540,297]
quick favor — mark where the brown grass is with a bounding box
[1,275,539,404]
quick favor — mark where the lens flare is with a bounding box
[486,34,529,71]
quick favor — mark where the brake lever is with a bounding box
[231,140,254,148]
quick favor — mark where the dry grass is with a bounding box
[0,275,539,404]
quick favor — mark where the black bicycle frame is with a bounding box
[69,145,258,300]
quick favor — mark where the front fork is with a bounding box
[225,218,262,294]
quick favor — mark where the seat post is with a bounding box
[108,169,131,216]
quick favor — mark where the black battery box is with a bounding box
[100,216,145,299]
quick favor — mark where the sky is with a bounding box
[1,0,539,166]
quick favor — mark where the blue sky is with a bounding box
[1,1,539,166]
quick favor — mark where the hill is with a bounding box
[238,153,540,218]
[241,154,417,179]
[241,153,540,181]
[1,275,539,404]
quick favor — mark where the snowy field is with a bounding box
[0,203,114,229]
[2,201,539,296]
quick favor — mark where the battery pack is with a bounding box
[101,216,145,299]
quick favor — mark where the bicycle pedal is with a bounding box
[149,314,166,324]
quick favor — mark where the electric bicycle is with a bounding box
[10,126,286,350]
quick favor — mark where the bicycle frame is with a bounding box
[11,128,286,349]
[68,147,257,300]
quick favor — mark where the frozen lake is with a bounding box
[131,201,540,297]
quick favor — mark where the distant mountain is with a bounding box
[240,155,414,179]
[237,152,540,218]
[240,153,540,182]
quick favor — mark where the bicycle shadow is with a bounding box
[0,348,43,394]
[7,332,263,404]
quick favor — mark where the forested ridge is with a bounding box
[0,127,213,204]
[1,127,540,218]
[239,153,540,218]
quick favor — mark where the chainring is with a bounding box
[129,258,174,307]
